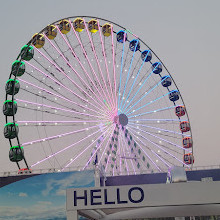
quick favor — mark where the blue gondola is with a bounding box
[129,39,140,52]
[169,90,179,102]
[116,30,127,43]
[152,62,162,74]
[141,50,152,62]
[161,76,172,87]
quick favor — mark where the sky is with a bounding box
[0,0,220,172]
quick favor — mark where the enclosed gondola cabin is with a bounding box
[4,123,19,139]
[88,19,98,33]
[180,121,190,132]
[5,79,20,95]
[32,33,45,48]
[141,50,152,62]
[21,45,34,61]
[44,25,57,39]
[9,146,24,162]
[73,18,85,32]
[169,90,179,102]
[11,60,25,77]
[184,153,194,165]
[152,62,162,74]
[117,30,127,43]
[175,105,186,117]
[129,39,140,52]
[161,76,172,87]
[59,19,71,34]
[183,137,193,148]
[102,23,112,37]
[3,100,17,116]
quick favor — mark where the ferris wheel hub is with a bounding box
[118,113,128,126]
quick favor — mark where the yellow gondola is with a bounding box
[88,19,98,33]
[44,25,57,40]
[58,19,70,34]
[73,18,85,32]
[102,23,112,37]
[32,33,45,48]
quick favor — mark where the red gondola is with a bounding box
[183,137,193,148]
[184,153,194,165]
[175,105,186,117]
[180,121,190,132]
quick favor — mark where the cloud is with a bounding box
[0,204,65,220]
[56,189,66,196]
[42,170,94,197]
[19,192,28,197]
[37,201,52,206]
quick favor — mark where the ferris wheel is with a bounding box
[3,16,194,175]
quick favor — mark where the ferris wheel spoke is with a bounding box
[20,88,113,122]
[22,72,79,108]
[30,125,108,168]
[118,133,122,174]
[17,120,104,126]
[119,39,139,111]
[120,131,136,175]
[117,31,127,113]
[128,106,176,119]
[128,129,162,172]
[16,98,107,121]
[37,42,108,113]
[126,83,170,116]
[83,19,115,110]
[22,124,104,147]
[83,126,114,170]
[128,126,189,168]
[120,58,146,113]
[19,79,103,115]
[61,125,113,171]
[70,21,114,111]
[99,128,115,165]
[128,127,171,171]
[25,61,106,112]
[123,63,162,113]
[54,27,110,112]
[110,25,118,110]
[129,122,189,138]
[129,123,191,152]
[134,130,173,169]
[129,118,180,123]
[97,21,115,109]
[128,125,187,155]
[119,133,130,175]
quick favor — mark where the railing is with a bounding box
[1,164,220,177]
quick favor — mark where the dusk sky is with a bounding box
[0,0,220,173]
